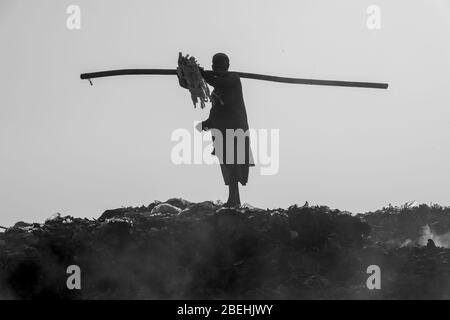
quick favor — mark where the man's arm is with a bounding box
[195,117,212,132]
[202,118,212,130]
[200,69,238,88]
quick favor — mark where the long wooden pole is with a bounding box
[80,69,388,89]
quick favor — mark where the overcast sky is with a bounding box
[1,0,450,225]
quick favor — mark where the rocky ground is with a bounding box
[0,199,449,299]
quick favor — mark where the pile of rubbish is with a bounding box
[0,200,449,299]
[360,203,450,248]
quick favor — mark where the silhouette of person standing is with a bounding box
[179,53,253,207]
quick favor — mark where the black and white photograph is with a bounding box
[1,0,450,308]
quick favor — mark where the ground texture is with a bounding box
[0,200,449,299]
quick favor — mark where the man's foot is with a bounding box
[223,182,241,208]
[223,201,241,208]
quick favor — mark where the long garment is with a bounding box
[201,71,254,186]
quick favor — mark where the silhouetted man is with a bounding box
[180,53,253,207]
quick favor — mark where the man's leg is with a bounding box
[226,182,240,207]
[221,164,242,207]
[234,182,241,207]
[226,184,233,205]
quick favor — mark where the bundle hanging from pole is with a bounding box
[176,52,211,109]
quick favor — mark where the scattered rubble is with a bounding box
[361,203,450,248]
[0,200,449,299]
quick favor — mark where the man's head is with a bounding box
[212,53,230,72]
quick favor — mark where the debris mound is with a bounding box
[360,203,450,247]
[0,201,449,299]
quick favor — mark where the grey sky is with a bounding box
[1,0,449,225]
